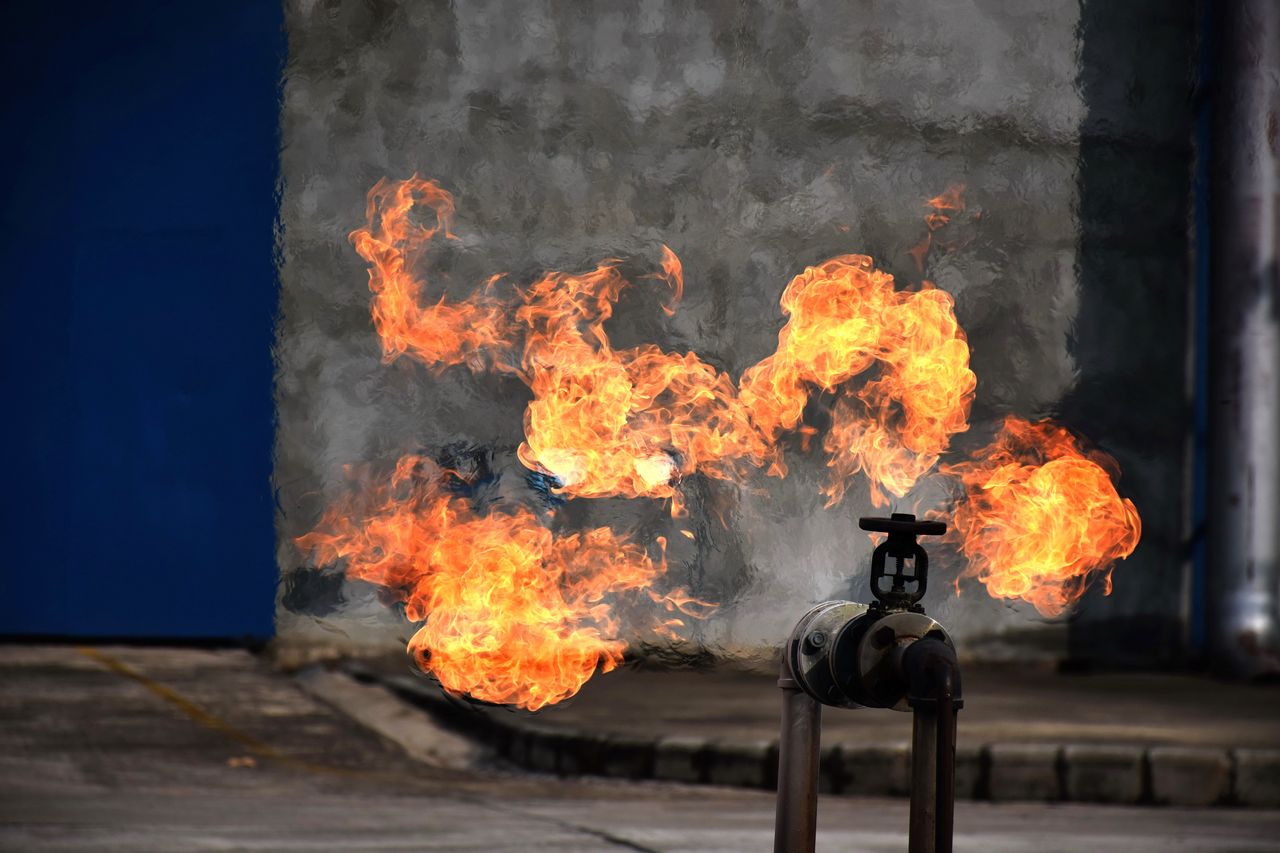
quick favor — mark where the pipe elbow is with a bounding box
[901,636,963,711]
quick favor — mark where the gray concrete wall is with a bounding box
[274,0,1195,665]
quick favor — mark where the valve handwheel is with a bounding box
[858,512,947,537]
[859,512,946,611]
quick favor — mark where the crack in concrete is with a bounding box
[465,796,662,853]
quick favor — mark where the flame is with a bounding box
[349,175,511,372]
[650,243,684,316]
[298,176,1142,709]
[348,177,976,510]
[514,263,775,504]
[740,255,976,506]
[942,417,1142,617]
[296,456,703,710]
[907,182,967,272]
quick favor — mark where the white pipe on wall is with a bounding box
[1207,0,1280,677]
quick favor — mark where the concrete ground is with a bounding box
[465,663,1280,748]
[356,655,1280,806]
[2,645,1279,852]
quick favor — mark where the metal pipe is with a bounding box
[902,636,962,853]
[909,707,938,853]
[774,660,822,853]
[1207,0,1280,678]
[934,695,957,853]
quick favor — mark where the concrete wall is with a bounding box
[275,0,1195,665]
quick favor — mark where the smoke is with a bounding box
[287,166,1140,714]
[275,3,1112,683]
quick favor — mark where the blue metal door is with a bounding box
[0,2,283,637]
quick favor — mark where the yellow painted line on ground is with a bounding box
[75,646,359,778]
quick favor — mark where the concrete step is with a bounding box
[348,662,1280,808]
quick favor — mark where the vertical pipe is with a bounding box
[1207,0,1280,677]
[774,662,822,853]
[934,696,957,853]
[909,709,938,853]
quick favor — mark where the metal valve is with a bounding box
[774,513,962,853]
[784,514,956,710]
[862,512,946,611]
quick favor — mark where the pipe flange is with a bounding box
[842,610,954,711]
[784,600,870,707]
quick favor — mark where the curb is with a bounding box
[353,667,1280,808]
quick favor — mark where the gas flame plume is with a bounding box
[739,255,976,507]
[350,176,512,372]
[350,176,977,510]
[941,417,1142,617]
[298,175,1143,709]
[513,262,775,505]
[295,456,706,711]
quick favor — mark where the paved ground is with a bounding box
[440,663,1280,749]
[355,654,1280,806]
[2,645,1279,852]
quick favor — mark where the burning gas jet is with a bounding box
[297,176,1141,710]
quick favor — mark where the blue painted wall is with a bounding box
[0,2,282,637]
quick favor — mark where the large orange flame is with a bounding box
[514,263,775,505]
[295,456,703,710]
[739,255,976,506]
[941,417,1142,617]
[299,176,1142,709]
